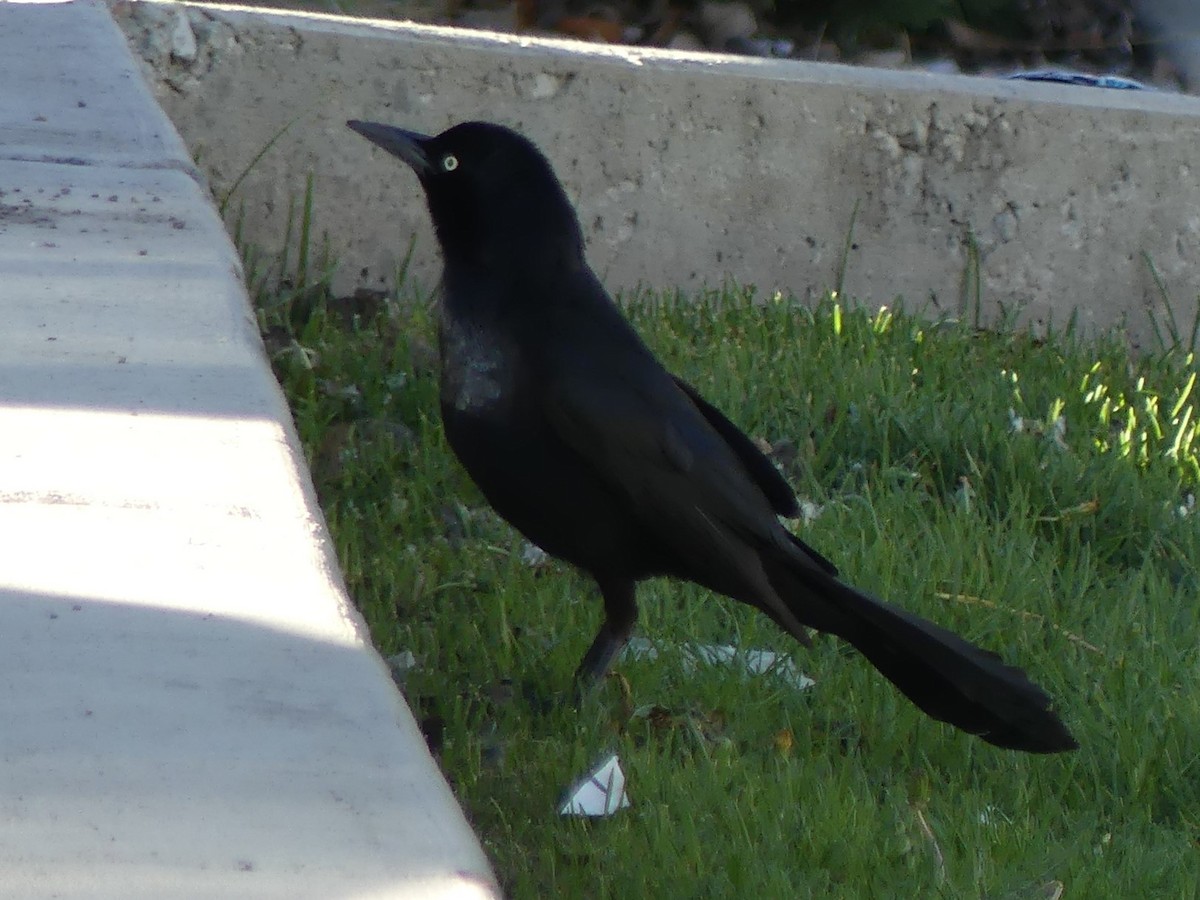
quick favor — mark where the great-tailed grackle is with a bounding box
[347,118,1077,754]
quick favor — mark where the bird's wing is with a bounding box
[668,377,839,577]
[670,376,798,518]
[542,364,833,590]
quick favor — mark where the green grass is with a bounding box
[253,266,1200,896]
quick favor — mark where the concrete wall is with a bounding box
[113,1,1200,346]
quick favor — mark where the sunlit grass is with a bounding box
[251,252,1200,896]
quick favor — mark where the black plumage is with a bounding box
[347,118,1077,754]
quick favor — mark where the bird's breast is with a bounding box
[438,307,512,415]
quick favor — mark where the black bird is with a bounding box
[347,118,1077,754]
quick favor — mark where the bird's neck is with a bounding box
[442,234,585,297]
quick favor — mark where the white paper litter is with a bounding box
[622,637,815,692]
[559,753,631,817]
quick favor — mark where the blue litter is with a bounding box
[1006,70,1148,90]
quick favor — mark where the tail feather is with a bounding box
[766,561,1077,753]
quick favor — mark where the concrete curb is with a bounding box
[112,1,1200,347]
[0,1,498,896]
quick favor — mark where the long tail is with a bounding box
[764,555,1078,753]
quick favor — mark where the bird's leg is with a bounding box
[573,578,638,689]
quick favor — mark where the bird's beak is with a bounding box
[346,120,432,175]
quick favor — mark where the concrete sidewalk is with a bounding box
[0,1,498,896]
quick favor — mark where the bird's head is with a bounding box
[347,120,585,272]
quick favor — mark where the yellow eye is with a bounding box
[442,154,459,172]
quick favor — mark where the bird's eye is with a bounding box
[441,154,459,172]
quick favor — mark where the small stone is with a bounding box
[170,9,197,63]
[991,206,1019,243]
[923,58,961,76]
[386,651,418,685]
[666,29,705,52]
[520,542,551,568]
[528,72,562,100]
[859,49,909,69]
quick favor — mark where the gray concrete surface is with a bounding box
[0,2,498,896]
[112,1,1200,347]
